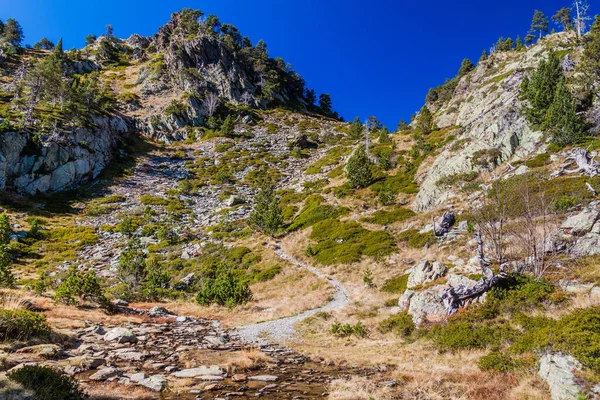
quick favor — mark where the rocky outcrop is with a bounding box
[412,35,578,211]
[547,201,600,257]
[539,353,585,400]
[0,116,128,195]
[406,260,447,289]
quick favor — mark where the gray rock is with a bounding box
[248,375,278,382]
[129,373,166,392]
[407,261,448,289]
[116,351,145,362]
[171,365,224,378]
[539,353,585,400]
[90,367,120,381]
[103,327,138,343]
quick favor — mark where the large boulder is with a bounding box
[539,353,585,400]
[547,201,600,257]
[407,261,448,289]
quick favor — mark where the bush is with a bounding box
[379,313,415,337]
[54,268,108,308]
[8,365,87,400]
[0,309,51,341]
[196,266,253,308]
[331,320,367,338]
[478,351,518,373]
[253,265,282,282]
[429,321,517,351]
[524,153,551,168]
[346,145,374,188]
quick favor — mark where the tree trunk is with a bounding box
[441,232,508,316]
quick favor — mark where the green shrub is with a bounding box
[140,195,169,206]
[429,320,517,351]
[331,320,367,338]
[478,351,519,373]
[288,195,348,231]
[165,99,187,116]
[553,196,576,212]
[196,266,253,308]
[381,274,409,294]
[397,229,437,248]
[54,268,108,307]
[346,145,373,188]
[379,312,415,337]
[253,265,282,282]
[361,206,415,225]
[0,309,51,341]
[8,365,87,400]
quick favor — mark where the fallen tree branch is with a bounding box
[441,232,508,316]
[551,148,599,178]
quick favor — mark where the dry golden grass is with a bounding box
[226,347,271,371]
[0,292,29,310]
[84,381,157,400]
[328,376,397,400]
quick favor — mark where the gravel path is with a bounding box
[236,243,351,344]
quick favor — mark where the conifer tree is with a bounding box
[379,126,391,143]
[318,93,333,116]
[524,33,537,45]
[85,34,97,45]
[458,58,475,76]
[521,52,563,125]
[348,116,364,140]
[346,145,373,188]
[479,50,488,62]
[249,186,282,236]
[221,114,234,137]
[2,18,24,46]
[546,78,586,146]
[530,10,550,39]
[552,8,573,31]
[515,36,524,51]
[416,105,435,134]
[53,38,64,59]
[0,246,13,288]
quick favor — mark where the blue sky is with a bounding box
[1,0,596,128]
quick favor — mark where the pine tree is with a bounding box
[416,106,435,134]
[546,78,586,146]
[249,186,282,236]
[348,116,364,140]
[318,93,333,116]
[515,36,524,51]
[346,145,373,188]
[53,38,64,60]
[2,18,24,46]
[521,52,563,125]
[0,246,13,287]
[524,33,537,45]
[379,126,391,143]
[221,114,235,137]
[85,34,97,45]
[530,10,550,39]
[479,50,488,62]
[578,15,600,91]
[0,213,11,246]
[458,58,475,76]
[552,8,573,31]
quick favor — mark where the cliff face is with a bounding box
[412,33,579,211]
[0,116,128,195]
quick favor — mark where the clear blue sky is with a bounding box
[1,0,596,128]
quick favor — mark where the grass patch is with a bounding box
[307,219,396,265]
[361,206,415,225]
[288,195,349,231]
[397,229,437,248]
[381,274,409,294]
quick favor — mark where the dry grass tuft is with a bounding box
[0,293,29,311]
[227,347,271,370]
[328,376,397,400]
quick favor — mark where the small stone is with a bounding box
[248,375,278,382]
[171,366,224,378]
[232,374,247,382]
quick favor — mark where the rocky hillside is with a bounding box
[0,9,337,195]
[3,8,600,400]
[412,32,584,211]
